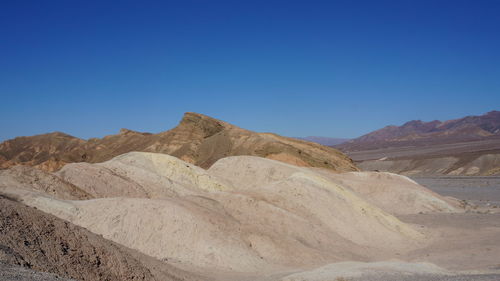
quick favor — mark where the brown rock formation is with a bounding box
[0,113,357,172]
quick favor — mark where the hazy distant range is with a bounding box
[296,136,351,146]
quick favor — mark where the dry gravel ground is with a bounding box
[349,274,500,281]
[347,138,500,176]
[0,262,75,281]
[412,176,500,208]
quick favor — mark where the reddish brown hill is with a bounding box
[0,113,357,172]
[337,111,500,151]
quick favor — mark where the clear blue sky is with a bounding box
[1,0,499,141]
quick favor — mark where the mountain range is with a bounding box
[1,110,499,280]
[337,110,500,151]
[336,111,500,176]
[296,136,350,146]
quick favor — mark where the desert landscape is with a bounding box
[336,111,500,177]
[2,1,500,280]
[1,113,499,281]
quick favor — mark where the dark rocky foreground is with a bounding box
[0,262,75,281]
[0,195,206,281]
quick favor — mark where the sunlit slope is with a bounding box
[1,152,465,274]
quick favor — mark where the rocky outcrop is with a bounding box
[0,113,358,172]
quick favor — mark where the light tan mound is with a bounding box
[0,112,358,172]
[209,156,423,248]
[56,152,231,199]
[1,187,421,273]
[0,196,205,281]
[201,191,367,267]
[312,171,461,215]
[0,166,91,200]
[1,153,428,273]
[449,153,500,176]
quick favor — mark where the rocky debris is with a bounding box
[0,262,75,281]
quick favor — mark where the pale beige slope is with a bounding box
[208,156,423,248]
[10,151,472,279]
[0,188,270,273]
[1,186,355,272]
[56,152,231,199]
[202,191,366,267]
[1,185,420,274]
[0,165,91,200]
[2,153,431,274]
[312,170,461,215]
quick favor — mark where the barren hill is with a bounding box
[0,195,204,281]
[0,112,357,172]
[296,136,350,146]
[3,151,499,280]
[1,152,461,275]
[337,111,500,151]
[336,111,500,176]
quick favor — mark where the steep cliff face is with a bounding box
[0,112,358,172]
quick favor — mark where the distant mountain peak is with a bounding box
[175,112,237,138]
[0,112,357,173]
[297,136,351,146]
[336,111,500,151]
[119,128,139,135]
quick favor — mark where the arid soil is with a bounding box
[412,176,500,208]
[1,151,499,281]
[349,274,500,281]
[396,176,500,278]
[0,166,92,200]
[2,153,435,274]
[0,112,357,172]
[0,195,207,281]
[347,138,500,176]
[336,111,500,176]
[0,262,74,281]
